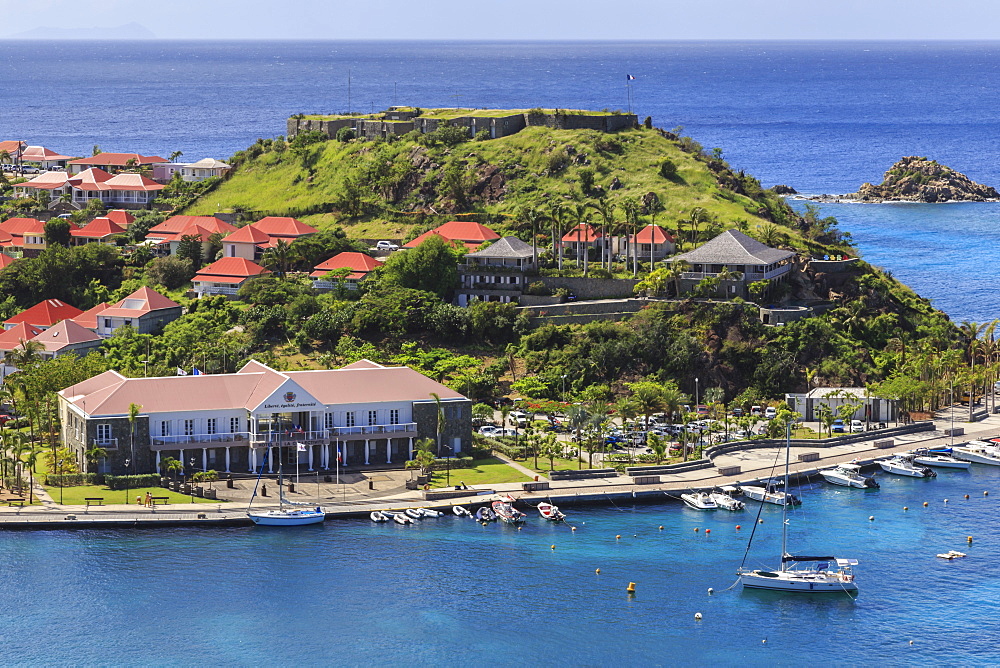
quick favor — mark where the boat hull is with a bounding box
[739,570,858,593]
[952,448,1000,466]
[681,493,718,510]
[248,510,325,526]
[913,456,971,469]
[878,461,935,477]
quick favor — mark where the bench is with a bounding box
[874,439,895,449]
[84,497,104,506]
[150,496,170,506]
[717,465,742,476]
[798,452,820,462]
[7,497,25,507]
[632,475,661,484]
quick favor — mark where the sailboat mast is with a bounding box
[780,420,790,571]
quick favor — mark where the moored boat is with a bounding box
[709,487,745,511]
[681,492,718,510]
[952,441,1000,466]
[912,449,971,469]
[475,506,496,522]
[392,512,411,525]
[878,454,937,478]
[405,508,424,520]
[742,481,801,506]
[249,507,326,526]
[370,511,388,522]
[492,499,527,524]
[820,463,879,488]
[419,508,442,518]
[453,505,472,517]
[537,501,566,521]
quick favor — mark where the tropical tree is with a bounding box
[85,445,107,474]
[127,402,142,474]
[630,382,664,432]
[162,456,183,482]
[647,432,667,463]
[539,433,560,471]
[566,403,590,469]
[587,199,616,270]
[169,150,184,163]
[430,392,446,457]
[261,239,298,278]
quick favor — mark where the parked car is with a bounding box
[375,240,399,251]
[731,407,744,417]
[832,419,846,433]
[478,425,500,436]
[850,419,865,433]
[764,406,777,420]
[0,414,12,426]
[750,405,763,416]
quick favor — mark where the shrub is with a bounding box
[104,474,162,490]
[45,473,102,487]
[659,158,678,180]
[336,127,356,142]
[289,130,328,149]
[578,168,595,193]
[474,129,490,142]
[525,281,552,296]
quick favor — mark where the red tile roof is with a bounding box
[103,173,164,192]
[105,210,135,228]
[72,303,110,330]
[0,140,25,155]
[0,217,45,237]
[101,287,180,318]
[632,224,675,244]
[68,167,114,190]
[251,216,318,238]
[193,257,270,284]
[68,153,168,167]
[4,299,82,329]
[310,252,383,279]
[0,323,44,352]
[149,216,236,238]
[224,225,272,245]
[561,223,604,242]
[15,171,72,190]
[71,217,126,239]
[0,254,15,270]
[403,221,500,249]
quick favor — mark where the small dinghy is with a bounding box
[453,505,472,517]
[492,499,527,524]
[393,513,411,525]
[681,491,718,510]
[937,550,967,559]
[537,501,566,521]
[475,506,496,522]
[370,511,389,522]
[419,508,442,518]
[405,508,424,520]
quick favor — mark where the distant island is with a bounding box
[798,156,1000,203]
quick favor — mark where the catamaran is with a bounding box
[738,422,859,593]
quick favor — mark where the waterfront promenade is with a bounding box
[2,409,996,528]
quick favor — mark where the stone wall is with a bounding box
[412,399,473,454]
[537,276,639,300]
[73,416,152,475]
[526,112,638,132]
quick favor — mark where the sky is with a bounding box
[3,0,1000,40]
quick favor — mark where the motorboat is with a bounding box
[952,441,1000,466]
[738,420,859,594]
[475,506,496,522]
[537,501,566,521]
[709,487,745,511]
[370,511,389,522]
[419,508,442,518]
[492,499,527,524]
[820,463,879,489]
[681,492,718,510]
[742,481,801,506]
[453,505,472,517]
[878,455,937,478]
[911,449,971,470]
[405,508,424,520]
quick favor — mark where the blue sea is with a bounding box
[2,468,999,664]
[3,40,1000,321]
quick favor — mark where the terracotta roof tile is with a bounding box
[251,216,318,237]
[632,224,675,244]
[4,299,82,329]
[72,303,110,330]
[561,223,603,242]
[68,153,168,167]
[224,225,272,245]
[71,217,126,239]
[310,252,383,278]
[0,323,44,351]
[193,257,270,282]
[403,220,500,249]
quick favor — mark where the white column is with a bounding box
[308,445,314,471]
[386,439,392,464]
[364,439,370,465]
[202,448,207,472]
[408,437,414,460]
[249,448,256,473]
[179,449,185,472]
[155,451,161,472]
[268,447,275,473]
[225,447,231,473]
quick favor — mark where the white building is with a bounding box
[785,387,897,424]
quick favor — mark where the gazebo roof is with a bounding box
[672,229,794,266]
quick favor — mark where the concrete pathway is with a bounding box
[492,452,547,481]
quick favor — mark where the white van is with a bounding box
[764,406,777,419]
[750,405,763,417]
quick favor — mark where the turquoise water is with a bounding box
[3,465,998,664]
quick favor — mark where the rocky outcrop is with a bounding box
[770,184,797,195]
[854,157,999,202]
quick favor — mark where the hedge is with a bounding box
[45,473,102,487]
[104,474,162,490]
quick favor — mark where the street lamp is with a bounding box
[189,457,196,504]
[443,444,452,487]
[141,360,150,377]
[57,459,64,505]
[561,374,568,403]
[124,458,130,505]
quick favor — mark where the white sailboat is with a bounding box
[247,442,325,526]
[738,421,859,593]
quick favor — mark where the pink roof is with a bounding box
[403,221,500,249]
[224,225,272,245]
[103,173,164,192]
[27,319,102,353]
[0,323,44,352]
[16,171,72,190]
[561,223,604,243]
[251,217,318,238]
[149,216,236,238]
[4,299,83,329]
[193,257,270,283]
[0,140,25,155]
[310,252,383,279]
[68,153,168,167]
[632,224,675,244]
[105,210,135,228]
[72,303,110,330]
[68,167,114,190]
[71,217,126,239]
[59,360,465,417]
[100,287,180,318]
[21,146,73,162]
[0,217,45,237]
[0,254,15,270]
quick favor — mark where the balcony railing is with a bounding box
[152,432,251,446]
[330,422,417,437]
[92,438,118,450]
[250,429,328,445]
[199,286,241,296]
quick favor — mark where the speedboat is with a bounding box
[742,482,801,506]
[247,507,326,526]
[370,511,389,522]
[878,455,937,478]
[952,441,1000,466]
[709,487,745,511]
[538,501,566,521]
[453,505,472,517]
[492,499,527,524]
[820,463,879,488]
[681,492,718,510]
[912,449,971,470]
[475,506,496,522]
[405,508,424,520]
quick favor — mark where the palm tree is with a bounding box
[430,392,446,457]
[261,239,299,277]
[663,259,690,299]
[6,339,44,370]
[587,199,616,270]
[567,203,590,271]
[169,150,184,163]
[566,404,590,469]
[755,223,782,247]
[547,203,567,270]
[162,456,183,482]
[86,445,107,474]
[618,197,641,275]
[516,206,544,268]
[632,385,664,433]
[128,402,142,479]
[960,320,988,422]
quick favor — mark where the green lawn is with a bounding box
[429,457,531,489]
[524,455,587,475]
[42,484,220,506]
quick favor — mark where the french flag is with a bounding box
[626,74,636,81]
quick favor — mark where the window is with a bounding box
[325,412,335,429]
[104,319,111,329]
[160,421,171,437]
[97,424,112,442]
[206,418,217,435]
[207,449,217,465]
[230,417,240,433]
[345,412,355,427]
[368,410,377,426]
[184,419,195,437]
[389,410,399,425]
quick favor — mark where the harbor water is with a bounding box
[2,465,998,664]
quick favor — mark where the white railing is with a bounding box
[330,422,417,437]
[199,286,241,296]
[92,438,118,450]
[250,429,328,444]
[152,432,251,446]
[312,280,358,291]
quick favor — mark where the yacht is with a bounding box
[878,454,937,478]
[952,440,1000,466]
[911,449,971,470]
[820,463,879,488]
[681,492,718,510]
[742,481,801,506]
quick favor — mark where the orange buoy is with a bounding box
[705,529,711,535]
[616,534,621,540]
[903,506,909,511]
[551,545,556,550]
[923,502,929,507]
[694,527,699,532]
[596,568,601,574]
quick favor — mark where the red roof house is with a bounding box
[3,299,83,331]
[630,224,676,260]
[560,223,607,257]
[71,217,126,245]
[221,224,272,261]
[0,323,44,356]
[72,303,110,331]
[21,145,74,168]
[105,210,136,228]
[25,319,103,359]
[68,153,168,174]
[251,216,318,242]
[0,254,15,271]
[192,258,270,297]
[94,287,182,337]
[0,217,47,250]
[310,252,383,289]
[403,221,500,251]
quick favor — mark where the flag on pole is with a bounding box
[296,442,307,452]
[626,74,636,81]
[192,367,202,375]
[176,367,187,376]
